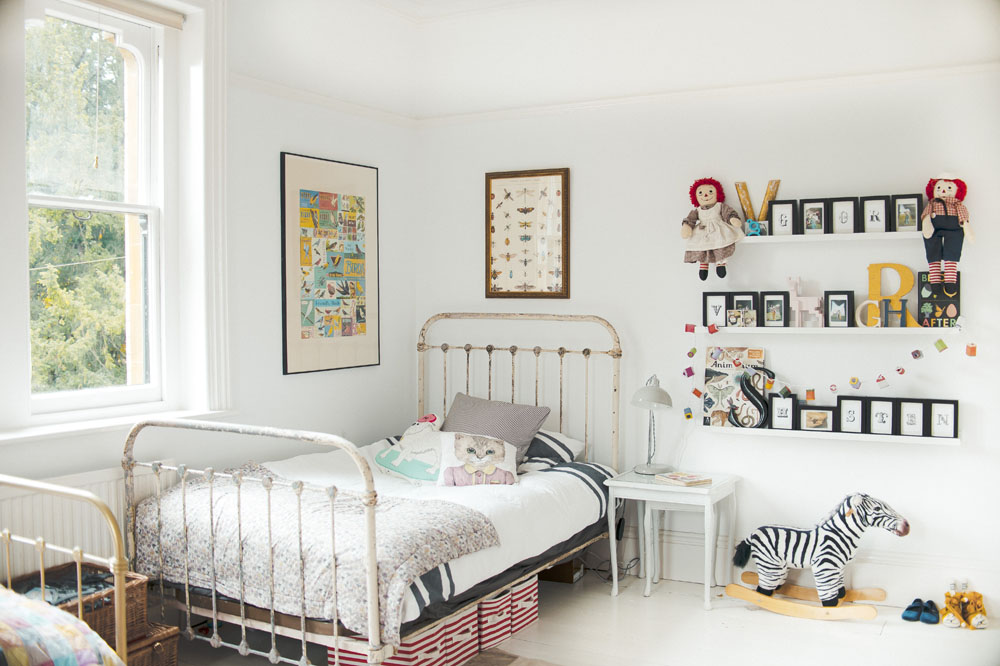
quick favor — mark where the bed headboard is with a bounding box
[417,313,622,470]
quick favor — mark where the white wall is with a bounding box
[413,66,1000,602]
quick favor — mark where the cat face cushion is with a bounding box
[438,433,518,487]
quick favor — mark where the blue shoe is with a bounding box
[920,600,940,625]
[902,598,923,622]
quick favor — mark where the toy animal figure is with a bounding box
[731,493,909,616]
[922,174,972,287]
[681,177,744,280]
[787,277,823,327]
[443,434,514,486]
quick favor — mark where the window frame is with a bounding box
[23,0,166,417]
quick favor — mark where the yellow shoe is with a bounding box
[941,592,965,628]
[963,591,988,630]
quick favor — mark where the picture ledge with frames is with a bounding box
[698,425,960,446]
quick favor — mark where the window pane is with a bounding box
[29,206,150,393]
[25,15,133,201]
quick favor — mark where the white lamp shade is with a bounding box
[631,385,672,410]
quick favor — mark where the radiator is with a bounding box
[0,463,170,580]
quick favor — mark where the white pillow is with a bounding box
[438,433,518,487]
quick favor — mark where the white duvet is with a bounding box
[263,439,613,625]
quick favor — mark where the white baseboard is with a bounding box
[615,527,998,606]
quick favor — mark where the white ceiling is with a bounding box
[228,0,1000,119]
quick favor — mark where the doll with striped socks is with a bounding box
[681,177,744,281]
[921,174,973,290]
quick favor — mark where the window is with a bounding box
[24,0,160,413]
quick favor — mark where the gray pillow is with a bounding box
[441,393,550,463]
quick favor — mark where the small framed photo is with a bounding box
[703,292,730,327]
[799,405,836,432]
[799,199,829,235]
[823,291,855,327]
[868,399,896,435]
[837,396,868,434]
[726,309,744,327]
[768,200,797,236]
[898,399,928,437]
[731,292,759,325]
[891,194,923,232]
[829,197,860,234]
[860,195,893,233]
[759,291,790,327]
[769,393,799,430]
[929,400,959,438]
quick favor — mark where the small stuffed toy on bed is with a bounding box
[374,413,443,482]
[438,433,518,486]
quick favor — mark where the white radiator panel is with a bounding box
[0,463,171,581]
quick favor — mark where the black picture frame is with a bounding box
[823,291,855,327]
[730,292,760,326]
[768,200,798,236]
[799,404,837,432]
[799,199,830,235]
[860,195,894,233]
[867,398,897,435]
[769,393,799,430]
[898,398,929,437]
[836,396,868,434]
[829,197,860,234]
[891,193,923,233]
[928,399,959,438]
[702,292,731,327]
[759,291,790,327]
[279,152,381,375]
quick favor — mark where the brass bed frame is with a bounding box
[0,473,129,662]
[121,312,623,665]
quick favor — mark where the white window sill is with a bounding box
[0,408,235,446]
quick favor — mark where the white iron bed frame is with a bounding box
[122,312,622,665]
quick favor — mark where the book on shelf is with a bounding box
[654,471,712,486]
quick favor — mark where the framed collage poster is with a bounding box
[280,152,379,374]
[486,168,570,298]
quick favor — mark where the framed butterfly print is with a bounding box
[486,168,570,298]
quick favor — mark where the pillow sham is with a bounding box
[441,393,550,464]
[523,430,586,464]
[438,433,518,487]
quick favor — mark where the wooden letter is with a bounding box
[867,263,918,327]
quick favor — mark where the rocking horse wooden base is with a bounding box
[724,572,883,621]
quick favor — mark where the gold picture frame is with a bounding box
[486,168,569,298]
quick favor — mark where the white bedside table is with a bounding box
[604,470,739,609]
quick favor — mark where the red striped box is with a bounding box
[510,576,539,635]
[443,605,480,666]
[477,590,512,650]
[327,624,446,666]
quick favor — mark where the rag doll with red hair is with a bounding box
[921,174,973,286]
[681,177,744,280]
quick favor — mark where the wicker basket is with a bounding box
[12,561,148,645]
[127,622,179,666]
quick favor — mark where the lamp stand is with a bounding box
[633,410,671,475]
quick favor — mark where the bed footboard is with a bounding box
[122,418,388,665]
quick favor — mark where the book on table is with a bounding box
[654,471,712,486]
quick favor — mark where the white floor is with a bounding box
[177,574,999,666]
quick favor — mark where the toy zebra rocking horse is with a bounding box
[725,493,909,620]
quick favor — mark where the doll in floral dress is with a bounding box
[681,177,744,280]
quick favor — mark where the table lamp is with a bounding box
[632,374,672,475]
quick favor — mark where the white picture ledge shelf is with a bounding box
[712,327,961,336]
[742,234,924,245]
[700,425,959,446]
